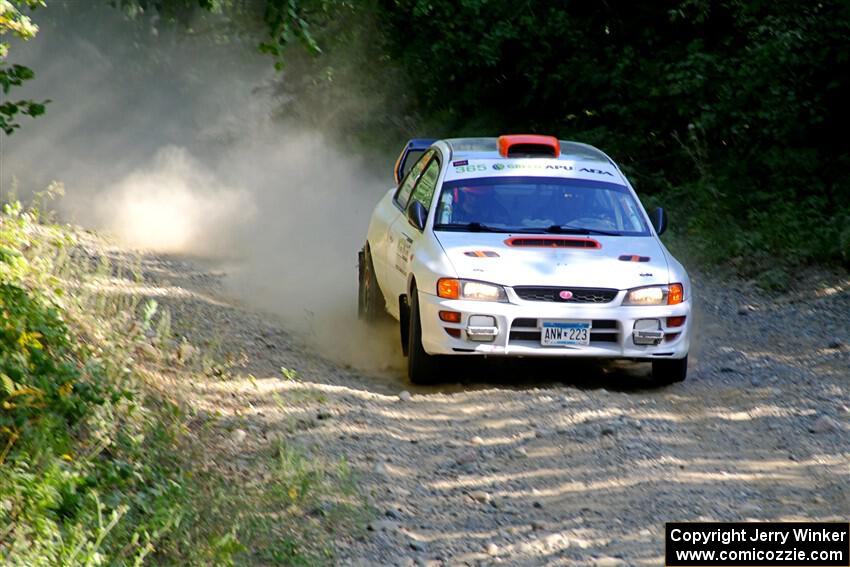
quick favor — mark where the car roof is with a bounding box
[439,137,626,185]
[443,137,613,164]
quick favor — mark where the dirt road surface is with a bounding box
[119,246,848,566]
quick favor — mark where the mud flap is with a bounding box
[399,295,410,357]
[357,248,366,318]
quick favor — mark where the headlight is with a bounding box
[623,283,684,306]
[437,278,507,301]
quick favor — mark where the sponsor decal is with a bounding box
[452,159,468,166]
[486,162,614,176]
[394,236,412,274]
[579,167,614,176]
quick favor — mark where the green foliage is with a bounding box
[0,0,42,44]
[0,203,186,565]
[260,0,322,69]
[238,0,850,276]
[0,0,49,134]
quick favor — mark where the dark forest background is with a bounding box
[4,0,849,286]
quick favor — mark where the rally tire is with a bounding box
[407,285,442,384]
[358,245,384,322]
[651,355,688,386]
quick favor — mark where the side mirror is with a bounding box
[650,207,668,236]
[407,201,428,231]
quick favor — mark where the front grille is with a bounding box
[509,319,620,345]
[513,286,618,304]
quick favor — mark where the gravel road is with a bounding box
[131,250,848,566]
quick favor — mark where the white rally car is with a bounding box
[359,135,691,385]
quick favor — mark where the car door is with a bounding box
[385,152,441,301]
[370,150,433,303]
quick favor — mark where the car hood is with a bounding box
[435,232,669,289]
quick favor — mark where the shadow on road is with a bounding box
[93,246,847,565]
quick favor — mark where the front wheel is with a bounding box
[651,355,688,386]
[407,285,442,384]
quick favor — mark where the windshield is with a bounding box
[434,177,650,236]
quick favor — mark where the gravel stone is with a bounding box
[374,462,389,476]
[469,491,491,504]
[456,449,478,465]
[368,520,399,532]
[810,415,840,433]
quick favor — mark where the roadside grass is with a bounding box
[648,186,850,293]
[240,442,369,565]
[0,195,368,565]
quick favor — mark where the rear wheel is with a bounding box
[651,355,688,386]
[358,245,384,322]
[407,285,442,384]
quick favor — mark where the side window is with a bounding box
[409,158,441,211]
[394,150,433,209]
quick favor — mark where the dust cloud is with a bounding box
[0,2,404,374]
[91,146,256,256]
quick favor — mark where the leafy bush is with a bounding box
[0,202,194,565]
[1,198,368,565]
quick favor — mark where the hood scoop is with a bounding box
[505,236,601,249]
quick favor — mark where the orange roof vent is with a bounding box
[497,134,560,158]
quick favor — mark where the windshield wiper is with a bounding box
[544,225,621,236]
[433,222,502,232]
[434,223,621,236]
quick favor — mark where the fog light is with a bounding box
[466,315,498,342]
[633,319,663,345]
[445,327,462,338]
[439,310,461,323]
[666,316,686,328]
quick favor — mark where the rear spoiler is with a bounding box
[394,138,437,184]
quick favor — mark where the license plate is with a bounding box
[541,321,591,346]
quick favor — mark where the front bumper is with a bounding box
[418,290,691,359]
